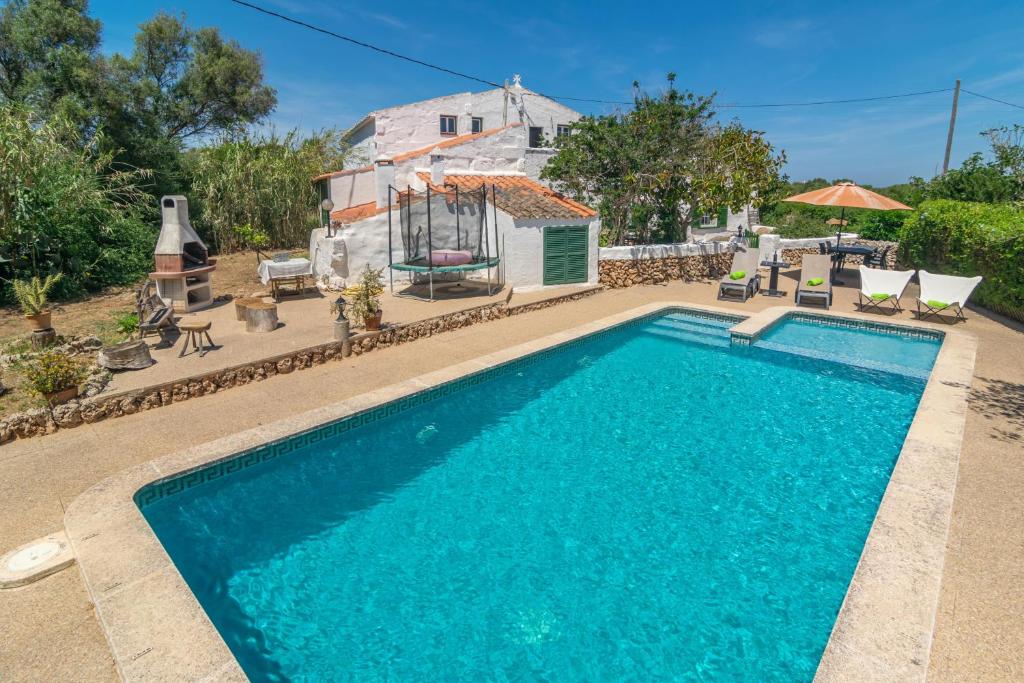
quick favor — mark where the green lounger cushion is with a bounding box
[927,300,950,309]
[729,270,746,280]
[806,277,824,286]
[870,293,891,301]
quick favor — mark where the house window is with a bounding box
[471,117,483,134]
[440,115,457,136]
[528,126,545,148]
[556,124,571,138]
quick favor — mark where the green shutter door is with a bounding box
[716,206,728,228]
[543,226,589,285]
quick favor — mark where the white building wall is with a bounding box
[327,170,376,209]
[369,86,580,160]
[500,216,600,292]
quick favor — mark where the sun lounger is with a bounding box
[717,248,761,302]
[857,266,913,314]
[916,270,982,323]
[795,254,832,308]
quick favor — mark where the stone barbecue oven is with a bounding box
[151,195,215,312]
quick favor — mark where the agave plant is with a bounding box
[12,274,62,316]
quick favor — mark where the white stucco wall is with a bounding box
[500,216,600,292]
[327,169,376,209]
[313,204,599,292]
[367,86,580,160]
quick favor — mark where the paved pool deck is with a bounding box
[1,269,1021,681]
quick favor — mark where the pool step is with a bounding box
[641,325,732,349]
[649,317,733,338]
[753,340,931,380]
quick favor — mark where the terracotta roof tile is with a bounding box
[416,173,596,220]
[329,201,384,223]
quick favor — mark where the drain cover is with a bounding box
[0,532,74,588]
[7,540,62,572]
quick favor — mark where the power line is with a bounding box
[962,89,1024,111]
[716,88,952,108]
[226,0,501,89]
[226,1,1024,114]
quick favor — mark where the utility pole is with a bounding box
[942,79,961,174]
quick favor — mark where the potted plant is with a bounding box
[349,265,385,330]
[19,349,87,405]
[12,274,62,332]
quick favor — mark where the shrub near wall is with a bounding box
[900,200,1024,321]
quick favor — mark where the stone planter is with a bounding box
[24,311,51,332]
[364,309,383,331]
[43,386,78,406]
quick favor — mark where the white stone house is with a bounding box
[343,76,581,183]
[310,139,599,292]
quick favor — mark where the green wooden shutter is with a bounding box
[544,226,589,285]
[318,181,331,227]
[716,206,728,228]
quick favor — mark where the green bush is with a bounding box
[900,200,1024,321]
[18,350,87,396]
[0,107,155,300]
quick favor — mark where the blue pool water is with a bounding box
[140,311,941,681]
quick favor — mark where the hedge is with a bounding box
[900,200,1024,321]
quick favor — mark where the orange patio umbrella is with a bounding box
[782,181,912,245]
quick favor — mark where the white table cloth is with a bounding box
[257,258,312,285]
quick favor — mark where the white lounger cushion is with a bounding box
[859,267,914,298]
[918,270,983,306]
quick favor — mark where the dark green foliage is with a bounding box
[0,107,155,299]
[542,75,785,245]
[900,200,1024,321]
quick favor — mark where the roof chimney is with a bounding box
[374,156,394,209]
[430,148,444,186]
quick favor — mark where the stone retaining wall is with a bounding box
[0,286,602,443]
[599,239,898,288]
[599,252,735,288]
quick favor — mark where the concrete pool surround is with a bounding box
[63,303,975,681]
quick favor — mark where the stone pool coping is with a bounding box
[62,302,975,681]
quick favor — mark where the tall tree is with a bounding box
[100,12,277,192]
[542,75,785,244]
[0,0,102,129]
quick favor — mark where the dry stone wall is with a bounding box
[0,286,601,443]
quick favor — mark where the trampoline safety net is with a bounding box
[396,185,494,270]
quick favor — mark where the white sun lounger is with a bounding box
[717,248,761,302]
[858,266,914,314]
[916,270,983,323]
[795,254,832,309]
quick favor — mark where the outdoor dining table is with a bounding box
[258,257,313,301]
[831,244,874,285]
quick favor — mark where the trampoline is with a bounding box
[387,182,501,300]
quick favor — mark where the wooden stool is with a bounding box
[234,297,264,321]
[245,302,279,333]
[177,316,215,357]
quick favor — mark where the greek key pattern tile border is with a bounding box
[787,312,945,340]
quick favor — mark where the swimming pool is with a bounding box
[138,310,942,680]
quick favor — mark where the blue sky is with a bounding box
[89,0,1024,185]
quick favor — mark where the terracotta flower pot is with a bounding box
[364,309,383,331]
[43,385,78,406]
[25,310,51,332]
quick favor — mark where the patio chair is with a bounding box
[916,270,983,323]
[717,247,761,302]
[857,266,913,314]
[136,282,177,344]
[863,245,892,269]
[795,254,833,308]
